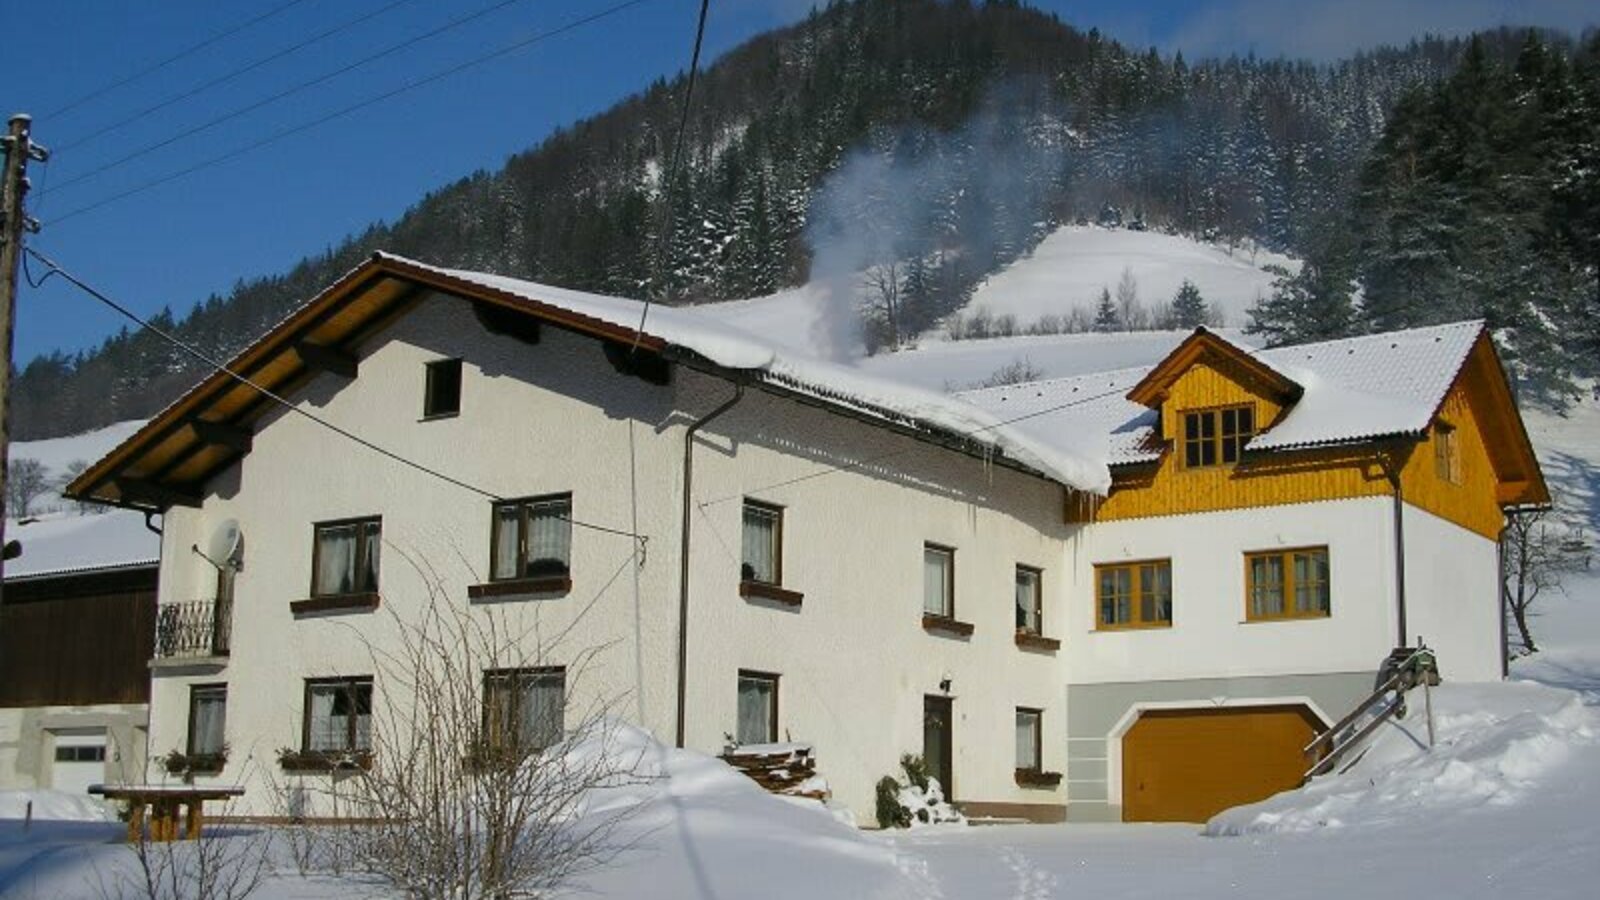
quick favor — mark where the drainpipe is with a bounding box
[1382,444,1409,649]
[676,382,745,748]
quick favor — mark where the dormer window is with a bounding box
[1182,405,1255,468]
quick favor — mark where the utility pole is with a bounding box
[1,114,50,586]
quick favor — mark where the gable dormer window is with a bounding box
[1182,404,1255,468]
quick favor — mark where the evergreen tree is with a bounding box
[1093,288,1119,332]
[1171,279,1208,328]
[1246,262,1357,346]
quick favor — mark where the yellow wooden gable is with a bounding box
[1067,329,1548,540]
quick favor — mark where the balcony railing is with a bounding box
[155,598,231,659]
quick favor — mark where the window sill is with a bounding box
[922,614,974,637]
[290,593,380,616]
[468,576,572,600]
[1014,768,1062,788]
[418,411,460,422]
[278,751,373,773]
[739,580,803,607]
[1093,622,1172,632]
[1014,631,1061,652]
[1240,613,1331,625]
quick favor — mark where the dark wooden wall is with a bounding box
[0,566,158,707]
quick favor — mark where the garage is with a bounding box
[49,730,109,798]
[1121,705,1323,823]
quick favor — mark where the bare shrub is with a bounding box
[293,553,647,899]
[92,793,272,900]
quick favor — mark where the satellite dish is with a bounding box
[206,519,244,568]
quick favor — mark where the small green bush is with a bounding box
[875,776,910,829]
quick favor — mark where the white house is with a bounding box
[66,254,1547,824]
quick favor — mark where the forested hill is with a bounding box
[10,0,1562,438]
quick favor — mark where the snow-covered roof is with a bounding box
[5,510,159,580]
[392,255,1113,493]
[959,321,1487,467]
[1250,321,1483,451]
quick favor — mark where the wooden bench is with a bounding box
[89,784,245,842]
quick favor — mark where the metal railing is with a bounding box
[154,598,232,659]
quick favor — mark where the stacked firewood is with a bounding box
[721,743,829,801]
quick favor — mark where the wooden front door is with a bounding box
[923,695,953,800]
[1121,705,1322,823]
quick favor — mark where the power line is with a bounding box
[633,0,712,346]
[55,0,424,155]
[48,0,537,194]
[43,0,315,120]
[22,246,647,550]
[46,0,656,226]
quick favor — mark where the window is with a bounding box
[923,544,954,618]
[1015,708,1042,772]
[312,518,381,597]
[1182,405,1255,468]
[491,495,572,581]
[187,685,228,757]
[1434,423,1461,485]
[1015,566,1042,634]
[423,358,463,418]
[54,745,106,763]
[741,500,783,585]
[736,671,778,745]
[483,667,565,752]
[1096,560,1172,629]
[1247,547,1331,620]
[303,677,373,754]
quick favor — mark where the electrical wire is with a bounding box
[48,0,542,194]
[22,246,648,549]
[45,0,656,226]
[43,0,315,120]
[54,0,424,155]
[694,383,1132,509]
[632,0,712,347]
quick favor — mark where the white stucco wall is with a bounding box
[1403,504,1503,681]
[147,291,1073,820]
[1066,497,1404,685]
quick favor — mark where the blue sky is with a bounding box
[6,0,1594,366]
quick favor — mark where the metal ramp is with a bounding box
[1303,646,1439,780]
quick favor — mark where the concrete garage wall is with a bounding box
[0,704,148,792]
[1063,672,1372,822]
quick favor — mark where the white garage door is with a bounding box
[50,731,108,797]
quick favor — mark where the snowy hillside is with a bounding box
[5,420,158,578]
[965,225,1295,329]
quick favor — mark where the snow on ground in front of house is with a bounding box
[963,225,1297,330]
[0,791,113,823]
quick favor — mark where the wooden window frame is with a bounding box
[185,683,228,760]
[1015,565,1043,635]
[309,516,382,600]
[485,494,573,590]
[1015,706,1042,772]
[1244,546,1332,621]
[1181,404,1255,469]
[481,666,566,753]
[1094,558,1173,630]
[923,543,956,619]
[736,669,780,746]
[422,357,463,420]
[300,676,373,756]
[1434,422,1462,485]
[740,499,785,586]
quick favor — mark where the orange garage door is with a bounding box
[1122,705,1323,823]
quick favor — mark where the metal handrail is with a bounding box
[154,598,231,658]
[1303,646,1437,780]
